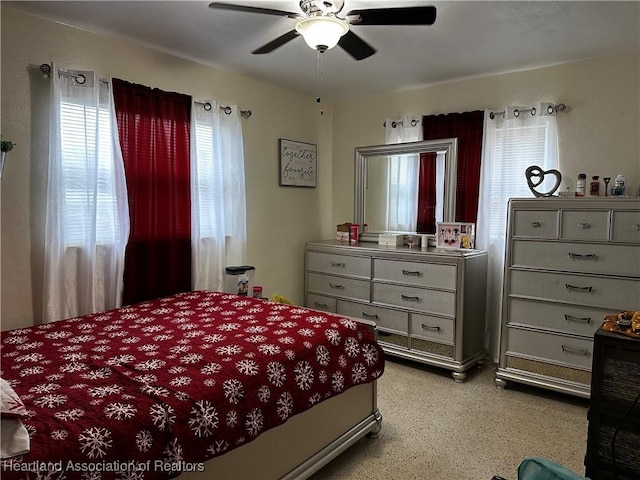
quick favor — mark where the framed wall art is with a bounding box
[279,138,317,187]
[436,222,476,249]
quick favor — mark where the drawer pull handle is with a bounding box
[330,262,346,268]
[578,222,591,229]
[362,312,378,320]
[531,221,541,228]
[329,283,345,290]
[401,295,421,302]
[565,284,593,293]
[421,324,440,332]
[564,314,591,324]
[568,253,597,261]
[314,302,328,308]
[634,224,640,231]
[561,345,590,356]
[402,269,422,277]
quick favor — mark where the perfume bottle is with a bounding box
[589,176,600,196]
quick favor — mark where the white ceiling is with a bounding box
[6,1,640,101]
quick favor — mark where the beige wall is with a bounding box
[2,6,639,331]
[1,7,333,330]
[331,52,640,226]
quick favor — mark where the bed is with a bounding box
[0,291,385,479]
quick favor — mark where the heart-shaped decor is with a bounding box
[525,165,562,197]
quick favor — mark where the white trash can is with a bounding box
[224,266,255,297]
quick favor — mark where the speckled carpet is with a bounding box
[310,358,589,480]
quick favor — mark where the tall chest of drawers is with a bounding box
[495,198,640,398]
[305,240,488,382]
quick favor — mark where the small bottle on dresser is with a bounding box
[613,174,626,196]
[590,176,600,196]
[576,173,586,197]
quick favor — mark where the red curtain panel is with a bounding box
[112,78,192,305]
[422,111,484,224]
[417,152,437,233]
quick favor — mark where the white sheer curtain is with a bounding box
[476,104,559,361]
[385,115,422,231]
[43,67,130,322]
[191,101,247,291]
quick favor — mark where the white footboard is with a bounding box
[179,381,381,480]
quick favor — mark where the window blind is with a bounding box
[59,100,120,246]
[488,123,550,238]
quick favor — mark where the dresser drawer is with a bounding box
[509,269,640,311]
[306,293,336,313]
[511,240,640,277]
[337,300,408,334]
[373,258,457,289]
[306,251,371,278]
[410,314,454,345]
[372,282,456,316]
[307,273,370,301]
[612,210,640,244]
[507,327,593,370]
[512,209,558,239]
[507,297,609,337]
[560,209,610,241]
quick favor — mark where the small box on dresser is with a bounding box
[495,197,640,398]
[378,233,404,246]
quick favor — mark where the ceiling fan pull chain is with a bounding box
[316,49,324,115]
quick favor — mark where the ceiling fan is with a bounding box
[208,1,437,60]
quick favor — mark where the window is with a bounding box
[44,69,130,322]
[193,122,220,238]
[485,122,554,239]
[59,99,121,246]
[477,105,559,362]
[386,154,419,231]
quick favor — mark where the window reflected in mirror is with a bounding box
[355,138,458,236]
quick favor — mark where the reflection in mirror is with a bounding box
[354,138,458,237]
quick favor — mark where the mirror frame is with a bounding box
[354,137,458,240]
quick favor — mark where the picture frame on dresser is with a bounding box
[436,222,476,249]
[494,197,640,398]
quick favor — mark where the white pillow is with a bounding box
[0,378,30,459]
[1,378,27,418]
[1,418,30,459]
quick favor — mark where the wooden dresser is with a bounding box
[585,327,640,480]
[305,240,487,382]
[495,197,640,398]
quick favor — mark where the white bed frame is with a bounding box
[180,319,382,480]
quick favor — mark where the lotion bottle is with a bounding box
[576,173,586,197]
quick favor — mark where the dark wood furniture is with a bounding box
[585,326,640,480]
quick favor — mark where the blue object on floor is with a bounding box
[518,457,590,480]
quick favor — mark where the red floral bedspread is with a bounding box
[1,291,384,479]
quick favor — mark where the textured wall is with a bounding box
[1,7,332,329]
[331,52,640,227]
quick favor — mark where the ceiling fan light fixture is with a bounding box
[295,16,349,52]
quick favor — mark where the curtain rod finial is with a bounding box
[40,63,52,78]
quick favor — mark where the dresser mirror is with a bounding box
[354,138,458,240]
